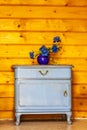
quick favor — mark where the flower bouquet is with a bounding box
[29,36,61,65]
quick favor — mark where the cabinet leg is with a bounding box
[15,113,21,125]
[66,112,72,125]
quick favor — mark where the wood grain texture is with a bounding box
[1,84,87,98]
[0,85,14,97]
[0,111,87,119]
[0,32,87,45]
[0,111,14,119]
[0,0,87,119]
[0,45,87,58]
[72,84,87,98]
[0,0,87,6]
[0,98,14,110]
[72,98,87,111]
[0,6,87,19]
[0,97,87,114]
[0,71,87,84]
[72,112,87,118]
[0,72,14,84]
[0,58,87,71]
[0,0,67,5]
[0,19,87,32]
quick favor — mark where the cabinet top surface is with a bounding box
[12,65,73,69]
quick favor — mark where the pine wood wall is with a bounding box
[0,0,87,120]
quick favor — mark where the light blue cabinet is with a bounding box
[12,65,72,125]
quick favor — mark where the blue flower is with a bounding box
[29,36,61,64]
[53,36,61,43]
[29,52,34,59]
[52,44,58,53]
[39,45,49,56]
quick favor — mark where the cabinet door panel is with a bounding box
[17,80,71,108]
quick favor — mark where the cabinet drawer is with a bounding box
[14,66,72,79]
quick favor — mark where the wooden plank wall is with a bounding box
[0,0,87,119]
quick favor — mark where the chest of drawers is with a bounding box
[12,65,72,125]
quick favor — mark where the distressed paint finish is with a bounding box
[12,65,72,125]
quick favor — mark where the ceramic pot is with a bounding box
[37,54,49,65]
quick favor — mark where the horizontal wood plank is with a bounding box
[72,111,87,118]
[72,71,87,84]
[0,0,87,6]
[0,72,14,84]
[72,84,87,98]
[0,32,87,45]
[0,85,14,97]
[1,84,87,98]
[0,98,14,110]
[0,58,31,71]
[0,71,87,84]
[0,19,87,32]
[0,111,61,120]
[0,6,87,19]
[0,97,87,112]
[0,45,87,58]
[0,58,87,71]
[0,111,14,119]
[72,98,87,111]
[1,111,87,119]
[0,0,67,5]
[1,84,87,99]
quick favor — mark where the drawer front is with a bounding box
[15,67,71,79]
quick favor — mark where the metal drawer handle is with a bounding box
[38,70,48,76]
[64,90,68,97]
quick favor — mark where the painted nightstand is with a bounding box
[12,65,72,125]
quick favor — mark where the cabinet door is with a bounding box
[17,80,71,110]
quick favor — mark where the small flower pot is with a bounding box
[37,54,49,65]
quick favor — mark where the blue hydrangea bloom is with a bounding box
[39,45,49,56]
[29,52,34,59]
[53,36,61,42]
[52,44,58,53]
